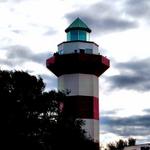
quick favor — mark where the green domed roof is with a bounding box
[65,18,91,33]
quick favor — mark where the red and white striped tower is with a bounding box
[46,18,110,148]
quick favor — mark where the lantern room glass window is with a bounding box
[67,30,90,41]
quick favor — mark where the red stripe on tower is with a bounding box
[46,18,110,149]
[63,96,99,119]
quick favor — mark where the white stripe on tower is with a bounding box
[82,119,99,143]
[58,74,98,97]
[58,73,99,143]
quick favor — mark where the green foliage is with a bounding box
[0,70,97,150]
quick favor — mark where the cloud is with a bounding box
[101,109,121,116]
[11,29,23,34]
[1,45,52,67]
[106,58,150,92]
[143,108,150,114]
[124,0,150,19]
[0,0,29,3]
[0,58,13,67]
[43,28,58,36]
[65,1,137,35]
[0,45,56,90]
[101,114,150,139]
[40,74,57,91]
[8,23,57,37]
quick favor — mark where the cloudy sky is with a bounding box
[0,0,150,146]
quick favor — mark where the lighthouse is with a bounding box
[46,18,110,148]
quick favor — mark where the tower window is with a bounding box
[67,30,89,41]
[70,30,78,41]
[79,30,86,41]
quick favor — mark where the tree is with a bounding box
[107,138,136,150]
[107,142,117,150]
[128,138,136,146]
[0,70,97,150]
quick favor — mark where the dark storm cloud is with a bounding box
[1,45,52,67]
[106,58,150,92]
[101,115,150,137]
[124,0,150,18]
[101,115,150,127]
[65,1,137,35]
